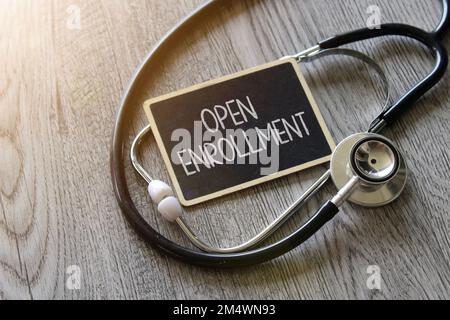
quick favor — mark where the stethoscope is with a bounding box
[111,0,449,267]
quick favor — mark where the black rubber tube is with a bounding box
[111,0,449,268]
[319,23,448,130]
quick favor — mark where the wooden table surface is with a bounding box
[0,0,448,300]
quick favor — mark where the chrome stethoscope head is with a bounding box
[331,133,407,207]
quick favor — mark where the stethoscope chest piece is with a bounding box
[331,133,408,207]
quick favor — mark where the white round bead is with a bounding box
[158,196,182,222]
[148,180,174,204]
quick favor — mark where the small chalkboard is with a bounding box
[144,58,335,206]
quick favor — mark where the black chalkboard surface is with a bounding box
[144,58,335,206]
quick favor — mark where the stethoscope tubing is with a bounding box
[319,23,449,132]
[111,0,449,268]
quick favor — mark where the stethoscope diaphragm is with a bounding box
[331,133,408,207]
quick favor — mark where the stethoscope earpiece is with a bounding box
[331,133,408,207]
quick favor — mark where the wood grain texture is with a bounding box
[0,0,448,300]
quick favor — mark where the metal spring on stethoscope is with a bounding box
[130,46,391,254]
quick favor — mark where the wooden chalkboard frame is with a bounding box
[144,58,335,206]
